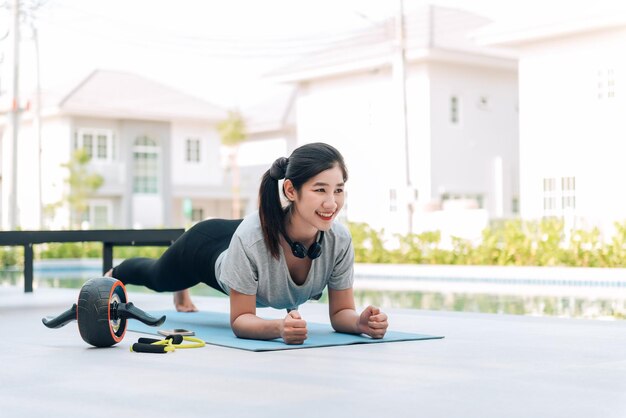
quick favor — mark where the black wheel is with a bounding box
[77,277,128,347]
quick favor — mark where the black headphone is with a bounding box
[283,231,324,259]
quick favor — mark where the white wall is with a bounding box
[406,63,432,206]
[294,59,518,235]
[516,27,626,227]
[73,117,126,196]
[295,69,414,234]
[170,121,222,187]
[132,195,163,228]
[428,62,519,217]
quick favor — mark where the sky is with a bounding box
[1,0,625,110]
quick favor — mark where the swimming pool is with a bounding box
[2,264,624,320]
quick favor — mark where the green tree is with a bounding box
[52,149,104,228]
[217,110,247,219]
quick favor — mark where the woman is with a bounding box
[109,142,388,345]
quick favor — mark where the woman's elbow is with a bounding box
[230,314,241,336]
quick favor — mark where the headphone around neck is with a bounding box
[283,231,324,259]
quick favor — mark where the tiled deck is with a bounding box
[1,286,625,418]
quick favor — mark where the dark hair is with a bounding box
[259,142,348,259]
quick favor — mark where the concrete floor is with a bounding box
[1,286,625,418]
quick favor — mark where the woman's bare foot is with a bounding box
[104,269,113,277]
[174,289,198,312]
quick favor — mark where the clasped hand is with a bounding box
[280,310,308,345]
[280,306,388,344]
[357,305,388,339]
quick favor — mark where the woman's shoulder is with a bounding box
[234,211,265,247]
[328,220,352,243]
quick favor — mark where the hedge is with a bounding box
[1,218,626,268]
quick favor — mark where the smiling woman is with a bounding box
[108,142,389,345]
[258,143,348,259]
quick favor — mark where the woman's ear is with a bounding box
[283,179,297,202]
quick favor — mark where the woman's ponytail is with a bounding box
[259,157,288,259]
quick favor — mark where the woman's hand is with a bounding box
[280,311,308,345]
[357,305,388,339]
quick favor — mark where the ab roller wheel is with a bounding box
[43,277,166,348]
[77,277,127,347]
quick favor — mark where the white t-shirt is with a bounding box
[215,211,354,310]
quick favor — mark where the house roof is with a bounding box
[0,69,294,136]
[266,5,517,83]
[241,85,297,136]
[57,70,227,122]
[474,12,626,47]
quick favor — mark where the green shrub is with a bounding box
[349,222,389,263]
[0,246,23,267]
[114,246,167,259]
[349,218,626,267]
[35,243,167,262]
[2,219,626,268]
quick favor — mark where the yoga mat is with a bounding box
[129,310,444,351]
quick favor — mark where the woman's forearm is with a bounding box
[330,308,361,334]
[231,313,283,340]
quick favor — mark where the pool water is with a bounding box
[1,270,624,320]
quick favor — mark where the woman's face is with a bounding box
[285,165,345,232]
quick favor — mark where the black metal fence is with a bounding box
[0,229,184,292]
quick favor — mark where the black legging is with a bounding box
[112,218,243,294]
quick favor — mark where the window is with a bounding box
[450,96,460,124]
[389,189,397,212]
[543,178,557,213]
[133,136,159,194]
[511,196,519,214]
[186,138,201,162]
[597,69,616,100]
[75,129,114,161]
[83,134,93,157]
[191,208,204,222]
[441,193,484,209]
[92,204,110,228]
[561,177,576,211]
[71,201,112,229]
[477,95,490,110]
[97,134,108,159]
[542,176,575,217]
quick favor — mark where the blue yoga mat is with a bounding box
[128,310,444,351]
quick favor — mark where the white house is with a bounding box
[0,70,247,229]
[478,14,626,232]
[268,5,519,238]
